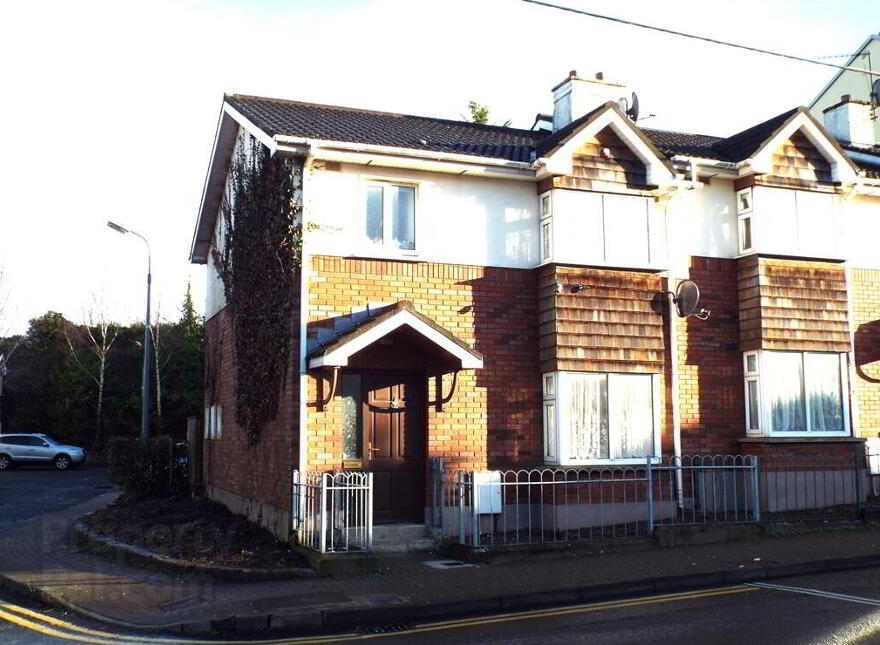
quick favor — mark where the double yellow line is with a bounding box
[0,586,754,644]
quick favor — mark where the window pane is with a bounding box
[341,374,362,459]
[544,403,556,459]
[542,221,551,260]
[764,352,806,432]
[366,186,383,243]
[746,354,757,373]
[563,373,608,460]
[391,185,415,250]
[542,194,551,216]
[741,216,752,250]
[608,374,654,458]
[805,354,844,432]
[747,380,759,430]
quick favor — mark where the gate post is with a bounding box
[366,472,374,550]
[751,456,761,522]
[320,472,329,553]
[472,472,480,548]
[457,471,465,545]
[646,456,654,534]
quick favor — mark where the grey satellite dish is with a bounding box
[872,79,880,108]
[673,280,710,320]
[626,92,639,122]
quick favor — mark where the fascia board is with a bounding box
[274,134,534,171]
[311,311,483,370]
[306,145,536,181]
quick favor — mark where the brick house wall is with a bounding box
[852,267,880,436]
[305,255,541,473]
[677,257,745,455]
[202,304,300,540]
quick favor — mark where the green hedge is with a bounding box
[107,436,189,498]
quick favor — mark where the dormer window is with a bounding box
[364,182,416,251]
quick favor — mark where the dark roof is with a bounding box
[225,94,821,165]
[226,94,544,163]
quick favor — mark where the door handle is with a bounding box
[368,442,380,454]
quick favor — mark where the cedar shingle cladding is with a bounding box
[538,126,653,195]
[539,265,666,374]
[737,256,850,353]
[736,130,836,192]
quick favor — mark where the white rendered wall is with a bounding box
[665,178,738,277]
[750,186,839,259]
[549,190,666,269]
[205,230,226,320]
[306,163,539,268]
[842,194,880,269]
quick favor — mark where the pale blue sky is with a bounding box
[1,0,876,333]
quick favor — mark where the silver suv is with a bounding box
[0,434,87,470]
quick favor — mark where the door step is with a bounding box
[371,523,437,553]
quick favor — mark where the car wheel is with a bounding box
[0,455,12,470]
[54,454,71,471]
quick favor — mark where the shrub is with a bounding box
[107,436,189,498]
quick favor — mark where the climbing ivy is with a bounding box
[212,133,303,445]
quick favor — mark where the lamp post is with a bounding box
[107,221,152,442]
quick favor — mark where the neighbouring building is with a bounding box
[190,68,880,544]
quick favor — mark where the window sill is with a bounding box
[739,436,865,444]
[348,248,420,262]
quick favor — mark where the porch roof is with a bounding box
[307,301,484,370]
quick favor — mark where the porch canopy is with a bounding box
[307,300,483,373]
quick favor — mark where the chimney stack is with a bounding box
[822,94,875,147]
[551,70,631,131]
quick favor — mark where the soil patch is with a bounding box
[84,495,305,569]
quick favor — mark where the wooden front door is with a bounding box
[363,371,425,523]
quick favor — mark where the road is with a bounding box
[0,464,110,530]
[1,568,879,643]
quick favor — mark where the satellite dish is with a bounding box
[673,280,710,320]
[626,92,640,122]
[872,80,880,108]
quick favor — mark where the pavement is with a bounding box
[0,486,879,637]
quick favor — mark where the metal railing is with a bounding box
[432,456,762,548]
[291,470,373,553]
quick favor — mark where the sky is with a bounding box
[0,0,875,334]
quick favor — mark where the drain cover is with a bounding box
[422,560,473,569]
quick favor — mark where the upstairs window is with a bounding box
[743,350,849,436]
[364,182,415,251]
[737,187,753,254]
[539,191,552,262]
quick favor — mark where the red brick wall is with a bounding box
[306,256,541,472]
[203,304,299,519]
[852,268,880,436]
[677,257,745,455]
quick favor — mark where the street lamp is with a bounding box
[107,220,152,442]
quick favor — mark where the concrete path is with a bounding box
[0,493,878,635]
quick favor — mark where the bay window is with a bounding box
[364,182,416,251]
[543,371,660,464]
[743,350,850,436]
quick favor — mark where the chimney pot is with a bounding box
[569,69,577,78]
[595,72,604,81]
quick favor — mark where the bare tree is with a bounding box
[149,301,173,430]
[65,293,118,445]
[0,264,25,434]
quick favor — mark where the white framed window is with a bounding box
[539,191,552,262]
[736,187,753,215]
[542,371,660,465]
[737,187,754,254]
[363,181,416,251]
[742,350,850,436]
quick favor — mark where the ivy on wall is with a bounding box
[212,132,303,445]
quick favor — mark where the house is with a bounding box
[190,70,880,545]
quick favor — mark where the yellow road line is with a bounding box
[0,585,755,644]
